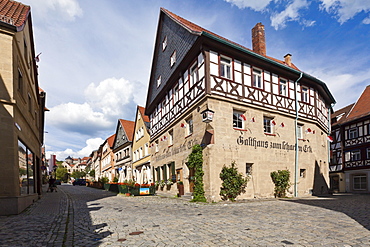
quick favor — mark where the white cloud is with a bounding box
[224,0,273,11]
[363,16,370,24]
[271,0,310,30]
[320,0,370,24]
[46,137,103,161]
[24,0,83,21]
[85,77,136,117]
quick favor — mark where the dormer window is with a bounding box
[162,36,167,51]
[170,50,176,67]
[157,76,161,88]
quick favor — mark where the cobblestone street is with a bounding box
[0,184,369,246]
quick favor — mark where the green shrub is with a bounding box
[270,170,291,198]
[219,161,249,201]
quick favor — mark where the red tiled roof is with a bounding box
[161,7,300,71]
[119,119,135,142]
[332,103,354,126]
[138,106,150,123]
[0,0,30,28]
[346,85,370,121]
[107,134,116,148]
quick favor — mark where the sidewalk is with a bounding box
[0,184,70,247]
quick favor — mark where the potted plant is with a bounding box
[177,181,184,196]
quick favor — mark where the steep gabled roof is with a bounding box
[138,106,150,123]
[119,119,135,142]
[332,85,370,126]
[107,134,116,148]
[0,0,30,28]
[161,8,300,70]
[345,85,370,121]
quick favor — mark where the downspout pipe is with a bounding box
[294,72,303,197]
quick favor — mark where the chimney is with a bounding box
[284,54,292,66]
[252,22,266,56]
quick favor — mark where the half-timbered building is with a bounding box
[100,134,116,181]
[145,8,336,201]
[330,85,370,193]
[112,119,135,180]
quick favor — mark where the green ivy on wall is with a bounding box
[187,144,207,202]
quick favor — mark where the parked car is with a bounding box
[55,179,61,185]
[73,179,86,186]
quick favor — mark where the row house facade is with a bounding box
[145,8,336,201]
[100,134,116,181]
[330,85,370,193]
[0,0,47,215]
[112,119,135,180]
[132,106,152,182]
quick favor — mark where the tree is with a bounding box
[56,165,68,182]
[89,169,95,178]
[187,144,207,202]
[219,161,249,201]
[270,170,291,198]
[71,170,86,179]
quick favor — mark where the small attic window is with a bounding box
[162,36,167,51]
[157,76,161,88]
[336,113,345,121]
[170,50,176,67]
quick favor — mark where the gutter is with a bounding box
[294,72,303,197]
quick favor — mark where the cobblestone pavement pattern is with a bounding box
[0,184,369,246]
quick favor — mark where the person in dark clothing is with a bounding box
[47,177,58,192]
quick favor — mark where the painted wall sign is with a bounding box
[237,136,312,153]
[154,138,199,162]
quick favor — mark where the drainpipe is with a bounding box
[294,72,303,197]
[328,103,335,182]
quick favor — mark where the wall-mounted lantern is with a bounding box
[201,108,214,123]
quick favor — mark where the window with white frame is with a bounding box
[233,110,244,129]
[263,117,273,134]
[345,150,361,161]
[139,147,143,159]
[220,56,231,79]
[301,86,309,103]
[297,124,303,139]
[186,117,193,136]
[170,50,176,67]
[173,84,179,103]
[348,128,358,139]
[162,36,167,51]
[157,76,161,88]
[190,62,198,87]
[145,143,148,156]
[253,68,262,89]
[279,78,287,96]
[353,175,367,190]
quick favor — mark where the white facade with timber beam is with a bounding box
[145,8,336,201]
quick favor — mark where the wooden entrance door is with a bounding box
[189,168,195,192]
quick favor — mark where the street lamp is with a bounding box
[200,108,214,123]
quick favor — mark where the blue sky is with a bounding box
[22,0,370,160]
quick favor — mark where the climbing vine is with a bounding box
[187,144,207,202]
[219,161,249,201]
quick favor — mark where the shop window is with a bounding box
[353,175,367,190]
[18,140,35,195]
